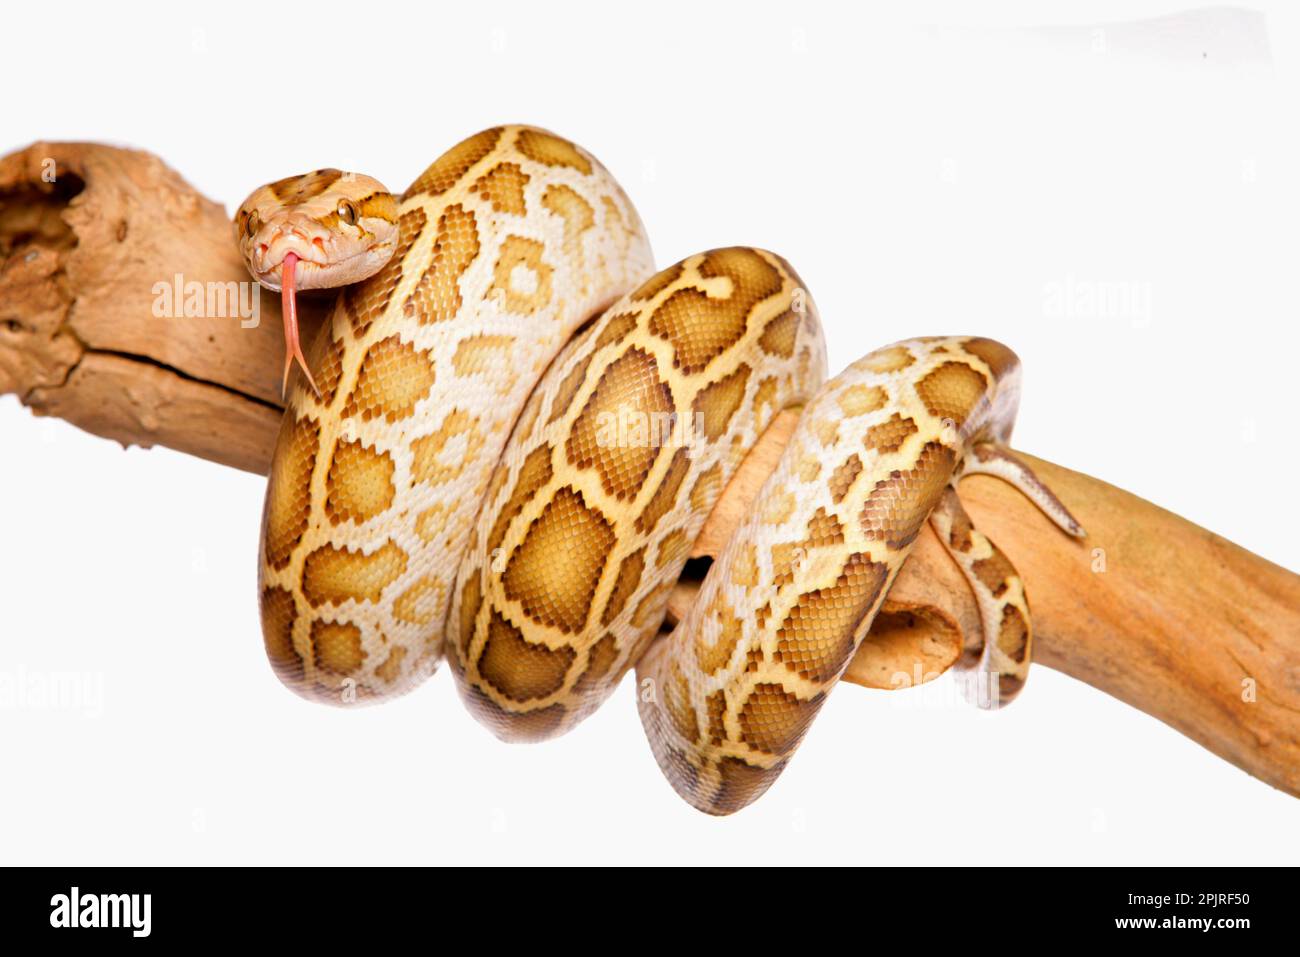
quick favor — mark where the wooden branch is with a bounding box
[676,411,1300,799]
[3,141,1298,800]
[0,142,328,472]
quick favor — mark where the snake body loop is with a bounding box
[244,126,1083,814]
[255,126,653,700]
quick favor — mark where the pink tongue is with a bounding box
[279,252,319,397]
[282,251,298,309]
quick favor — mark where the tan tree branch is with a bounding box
[3,142,1296,798]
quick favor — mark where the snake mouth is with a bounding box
[254,243,327,288]
[254,243,389,291]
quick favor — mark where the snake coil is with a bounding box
[245,126,1083,814]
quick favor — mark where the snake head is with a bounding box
[233,168,399,292]
[234,169,399,397]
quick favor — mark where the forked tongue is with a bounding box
[280,251,320,398]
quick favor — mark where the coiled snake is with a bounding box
[235,126,1084,814]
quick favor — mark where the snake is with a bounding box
[234,125,1084,814]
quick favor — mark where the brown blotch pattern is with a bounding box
[859,442,958,549]
[478,610,576,701]
[798,456,822,482]
[864,413,918,454]
[541,184,595,264]
[827,453,863,504]
[264,415,319,569]
[502,487,614,633]
[696,600,744,674]
[393,576,440,626]
[712,757,780,815]
[731,544,759,588]
[738,683,823,756]
[311,620,365,676]
[259,586,303,683]
[601,547,646,626]
[838,384,888,417]
[357,192,399,224]
[998,605,1030,663]
[998,675,1026,701]
[594,312,640,350]
[942,490,975,552]
[547,354,593,424]
[774,552,889,683]
[914,361,989,428]
[304,322,346,405]
[635,447,690,535]
[763,491,797,526]
[342,334,436,423]
[566,348,673,500]
[470,161,529,215]
[414,505,446,543]
[805,507,845,547]
[405,127,502,198]
[403,204,480,325]
[663,665,700,745]
[650,248,783,373]
[343,207,427,338]
[814,418,840,446]
[487,445,553,555]
[631,263,684,301]
[410,410,484,487]
[770,541,803,589]
[631,580,674,630]
[861,345,915,373]
[972,551,1016,598]
[325,439,396,525]
[458,574,483,657]
[451,334,513,378]
[758,309,800,357]
[689,464,724,513]
[656,528,691,568]
[705,691,728,746]
[464,686,568,742]
[572,633,621,696]
[301,540,408,607]
[515,129,593,174]
[488,235,553,315]
[693,364,751,440]
[963,337,1019,379]
[269,168,343,203]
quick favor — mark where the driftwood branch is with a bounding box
[0,141,328,472]
[3,141,1297,799]
[677,411,1300,800]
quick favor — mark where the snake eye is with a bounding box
[337,200,358,225]
[244,210,260,239]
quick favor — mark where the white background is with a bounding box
[2,1,1297,864]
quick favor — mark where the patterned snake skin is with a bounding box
[237,126,1083,814]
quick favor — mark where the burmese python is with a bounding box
[234,126,1083,814]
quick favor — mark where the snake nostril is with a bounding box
[313,237,326,253]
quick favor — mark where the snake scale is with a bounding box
[235,125,1083,814]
